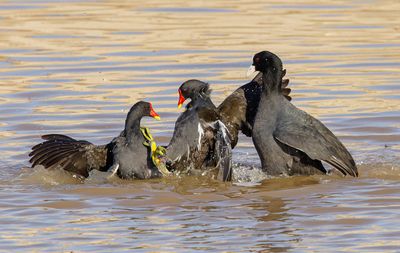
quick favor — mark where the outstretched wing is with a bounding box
[274,102,358,177]
[29,134,110,177]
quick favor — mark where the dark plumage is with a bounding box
[166,80,232,181]
[218,70,291,148]
[251,51,358,177]
[29,101,162,179]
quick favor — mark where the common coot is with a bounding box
[250,51,358,177]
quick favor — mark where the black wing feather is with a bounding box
[214,121,232,181]
[274,101,358,177]
[29,134,109,177]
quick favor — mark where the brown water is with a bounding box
[0,0,399,252]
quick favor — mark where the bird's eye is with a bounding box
[255,57,260,63]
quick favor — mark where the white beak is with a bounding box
[246,65,258,78]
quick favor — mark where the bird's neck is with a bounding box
[188,95,214,109]
[124,113,142,139]
[262,68,282,95]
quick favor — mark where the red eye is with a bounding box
[255,57,260,63]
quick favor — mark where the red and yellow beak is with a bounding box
[177,89,186,109]
[149,103,160,120]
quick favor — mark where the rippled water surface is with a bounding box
[0,0,399,252]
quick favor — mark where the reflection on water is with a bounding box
[0,0,399,252]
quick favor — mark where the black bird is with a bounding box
[29,101,163,179]
[217,70,291,148]
[166,80,232,181]
[250,51,358,177]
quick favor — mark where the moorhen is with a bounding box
[29,101,166,179]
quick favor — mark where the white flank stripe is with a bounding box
[197,123,204,150]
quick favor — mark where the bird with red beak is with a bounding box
[177,79,212,109]
[29,101,165,179]
[166,79,232,181]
